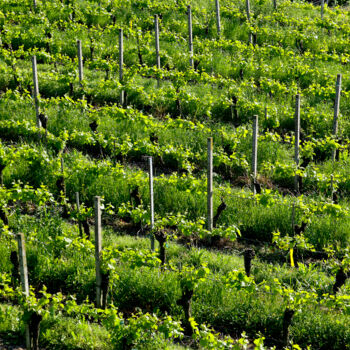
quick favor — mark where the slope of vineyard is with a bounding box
[1,0,350,349]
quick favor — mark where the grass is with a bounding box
[2,213,350,347]
[1,0,350,347]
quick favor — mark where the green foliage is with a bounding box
[2,0,350,348]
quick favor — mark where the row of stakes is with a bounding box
[17,0,346,303]
[13,75,344,350]
[27,12,346,239]
[29,1,338,128]
[31,38,343,221]
[14,107,341,348]
[9,2,340,349]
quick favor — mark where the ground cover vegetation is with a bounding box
[1,0,350,348]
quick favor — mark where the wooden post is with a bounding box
[17,233,29,296]
[273,0,277,9]
[294,94,300,193]
[187,5,194,68]
[332,74,342,161]
[207,137,213,231]
[215,0,221,37]
[76,192,83,237]
[154,15,160,69]
[148,157,155,251]
[252,115,258,194]
[77,40,83,85]
[94,196,102,308]
[154,15,160,87]
[16,233,30,350]
[32,56,41,128]
[321,0,324,19]
[246,0,251,22]
[119,29,124,106]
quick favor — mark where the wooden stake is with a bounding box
[119,29,124,106]
[76,192,83,237]
[215,0,221,37]
[77,40,83,85]
[207,137,213,231]
[333,74,342,135]
[32,56,41,128]
[187,5,194,68]
[294,94,300,193]
[154,15,161,87]
[273,0,277,9]
[16,233,30,350]
[17,233,29,295]
[94,196,102,308]
[246,0,251,22]
[252,115,258,194]
[332,74,342,161]
[148,157,155,251]
[155,15,160,69]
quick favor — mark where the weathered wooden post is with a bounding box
[17,233,29,294]
[332,74,342,161]
[76,192,83,237]
[16,233,30,350]
[77,40,83,85]
[207,137,213,231]
[294,94,300,193]
[215,0,221,37]
[32,56,41,128]
[154,15,161,87]
[187,5,194,68]
[94,196,102,308]
[252,115,258,194]
[246,0,251,22]
[273,0,277,9]
[148,157,155,251]
[119,29,124,106]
